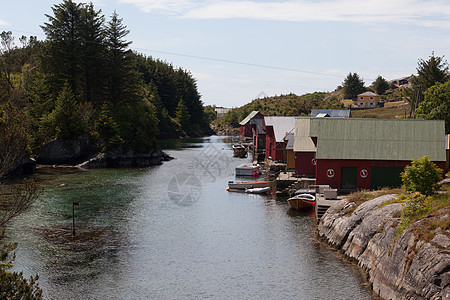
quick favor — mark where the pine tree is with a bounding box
[175,98,191,133]
[41,0,106,104]
[342,72,366,100]
[412,53,449,91]
[105,11,134,106]
[372,75,389,95]
[50,83,84,140]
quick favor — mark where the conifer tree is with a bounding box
[50,83,84,140]
[175,98,191,133]
[342,72,366,100]
[372,75,389,95]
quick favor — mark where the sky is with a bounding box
[1,0,450,107]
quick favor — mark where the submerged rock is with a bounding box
[318,195,450,299]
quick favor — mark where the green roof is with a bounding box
[310,118,445,161]
[239,111,260,126]
[294,118,316,152]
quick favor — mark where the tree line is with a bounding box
[0,0,209,158]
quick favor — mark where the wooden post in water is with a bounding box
[72,202,79,237]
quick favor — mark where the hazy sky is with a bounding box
[1,0,450,107]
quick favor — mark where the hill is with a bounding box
[215,89,412,129]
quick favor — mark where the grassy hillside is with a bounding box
[215,88,412,129]
[215,92,343,128]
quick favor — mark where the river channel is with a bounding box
[5,136,375,299]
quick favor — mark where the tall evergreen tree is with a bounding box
[410,53,449,116]
[175,98,191,133]
[105,11,133,106]
[50,83,84,140]
[41,0,106,105]
[342,72,366,100]
[412,53,449,91]
[372,75,389,95]
[78,3,106,106]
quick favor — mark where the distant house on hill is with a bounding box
[310,109,351,118]
[355,91,381,108]
[215,107,232,118]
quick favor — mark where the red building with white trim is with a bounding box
[309,118,446,190]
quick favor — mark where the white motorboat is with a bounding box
[245,187,271,194]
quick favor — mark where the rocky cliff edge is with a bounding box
[317,195,449,299]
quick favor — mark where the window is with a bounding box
[370,97,373,100]
[360,97,364,100]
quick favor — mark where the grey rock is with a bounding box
[318,195,450,299]
[36,134,94,164]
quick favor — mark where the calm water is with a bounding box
[6,136,374,299]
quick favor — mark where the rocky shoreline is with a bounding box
[317,195,449,299]
[13,135,174,174]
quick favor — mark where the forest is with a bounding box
[0,0,209,160]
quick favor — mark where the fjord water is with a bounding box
[6,136,374,299]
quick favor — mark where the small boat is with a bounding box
[287,193,316,210]
[235,163,261,176]
[232,144,248,158]
[228,180,271,190]
[245,187,271,194]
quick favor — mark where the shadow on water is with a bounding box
[158,137,211,150]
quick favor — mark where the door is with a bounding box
[370,167,404,189]
[341,167,357,189]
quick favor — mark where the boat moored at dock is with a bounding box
[235,163,262,176]
[228,180,271,190]
[287,193,316,210]
[232,144,248,158]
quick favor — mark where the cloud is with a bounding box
[0,19,9,26]
[119,0,450,28]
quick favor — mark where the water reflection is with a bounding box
[5,136,374,299]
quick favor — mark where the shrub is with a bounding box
[401,156,443,195]
[398,192,432,233]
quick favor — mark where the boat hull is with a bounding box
[287,194,316,210]
[245,187,271,194]
[228,181,271,190]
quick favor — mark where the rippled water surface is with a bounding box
[6,136,374,299]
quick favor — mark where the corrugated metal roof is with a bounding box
[285,132,294,150]
[264,116,296,142]
[310,118,446,161]
[239,111,260,126]
[251,118,266,134]
[310,109,350,118]
[293,118,316,152]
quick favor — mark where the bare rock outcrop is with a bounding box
[318,195,450,299]
[35,134,95,165]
